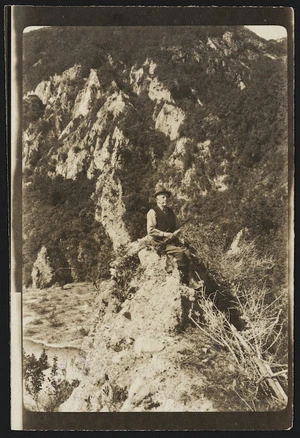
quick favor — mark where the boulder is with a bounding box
[32,246,55,289]
[31,246,72,289]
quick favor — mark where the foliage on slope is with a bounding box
[22,25,288,298]
[23,171,113,287]
[23,26,284,94]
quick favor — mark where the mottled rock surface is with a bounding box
[59,250,214,412]
[32,246,72,289]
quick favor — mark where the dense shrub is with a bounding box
[189,233,288,410]
[23,350,80,411]
[23,348,49,406]
[23,95,45,129]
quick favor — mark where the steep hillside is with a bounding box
[22,26,288,290]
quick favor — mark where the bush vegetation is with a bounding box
[23,349,80,411]
[187,233,288,410]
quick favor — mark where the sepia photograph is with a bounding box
[9,5,293,431]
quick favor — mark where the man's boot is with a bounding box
[179,266,189,285]
[188,267,204,290]
[189,277,204,290]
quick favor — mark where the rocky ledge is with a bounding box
[59,249,215,412]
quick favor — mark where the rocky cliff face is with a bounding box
[22,25,287,293]
[58,249,216,412]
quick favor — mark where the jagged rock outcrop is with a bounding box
[72,69,102,118]
[58,249,216,412]
[32,246,72,289]
[155,102,185,141]
[31,246,55,289]
[94,172,131,250]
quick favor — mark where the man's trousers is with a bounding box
[152,240,192,284]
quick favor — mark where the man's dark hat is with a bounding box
[154,183,171,198]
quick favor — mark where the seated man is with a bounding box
[147,183,197,286]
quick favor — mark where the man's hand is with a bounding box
[164,230,181,239]
[172,229,181,237]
